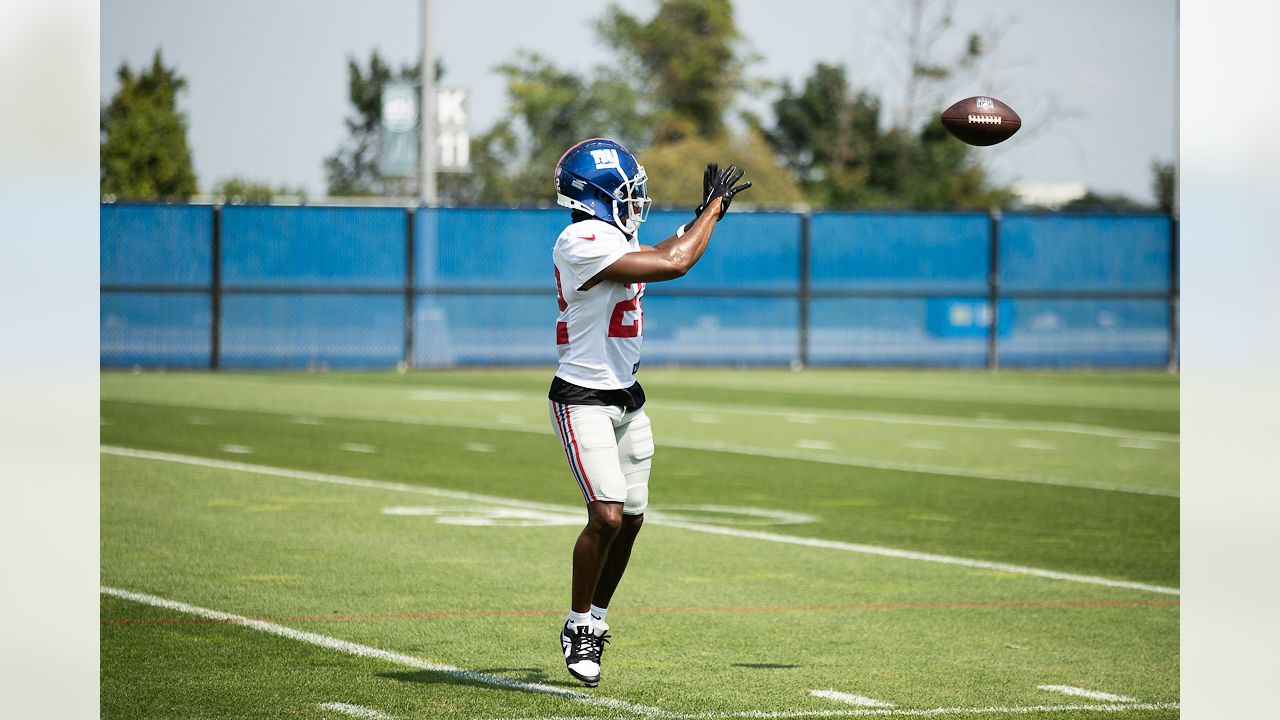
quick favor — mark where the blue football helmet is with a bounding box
[554,138,651,234]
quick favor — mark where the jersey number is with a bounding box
[555,269,642,341]
[608,283,644,338]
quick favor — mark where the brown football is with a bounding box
[940,96,1021,146]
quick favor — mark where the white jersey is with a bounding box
[553,218,645,389]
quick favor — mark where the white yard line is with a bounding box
[339,443,378,454]
[100,446,1180,596]
[103,398,1178,497]
[665,439,1175,498]
[317,701,397,719]
[656,399,1178,444]
[808,690,894,707]
[665,703,1178,719]
[114,376,1177,442]
[1035,685,1137,703]
[101,586,667,717]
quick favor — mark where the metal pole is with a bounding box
[404,207,416,369]
[210,204,222,370]
[986,208,1001,371]
[419,0,437,205]
[798,211,811,369]
[1167,214,1180,373]
[1172,1,1179,217]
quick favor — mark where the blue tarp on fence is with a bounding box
[100,204,1176,369]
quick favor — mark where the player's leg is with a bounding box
[572,500,624,613]
[591,408,654,618]
[549,401,629,685]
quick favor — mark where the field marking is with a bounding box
[466,442,496,453]
[219,444,253,454]
[340,443,378,454]
[667,439,1175,497]
[100,586,667,717]
[902,440,947,451]
[1118,440,1160,450]
[113,375,1178,441]
[663,703,1179,718]
[100,446,1180,596]
[1014,440,1057,451]
[1035,685,1136,703]
[657,399,1178,444]
[101,599,1180,627]
[808,690,893,707]
[104,398,1178,497]
[187,416,214,426]
[796,440,834,451]
[317,701,396,719]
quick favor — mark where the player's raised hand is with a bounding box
[706,164,752,220]
[693,162,719,219]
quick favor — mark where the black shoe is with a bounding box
[560,622,609,687]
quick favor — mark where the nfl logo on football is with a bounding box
[976,97,994,111]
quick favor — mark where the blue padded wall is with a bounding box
[222,206,404,288]
[220,294,404,369]
[1001,214,1171,291]
[998,299,1169,367]
[101,204,212,286]
[811,212,990,292]
[100,292,211,367]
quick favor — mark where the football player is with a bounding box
[549,137,751,686]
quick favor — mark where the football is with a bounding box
[940,96,1022,146]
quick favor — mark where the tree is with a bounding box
[210,177,307,205]
[100,49,197,200]
[761,63,1011,209]
[1056,191,1150,213]
[602,0,748,142]
[324,51,437,197]
[1151,160,1176,214]
[888,0,985,130]
[462,51,647,205]
[638,129,805,209]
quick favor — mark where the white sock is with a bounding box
[567,609,592,628]
[590,604,608,624]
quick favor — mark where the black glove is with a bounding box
[705,164,752,220]
[693,162,719,219]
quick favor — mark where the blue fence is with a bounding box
[100,204,1178,370]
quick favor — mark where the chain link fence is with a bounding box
[100,203,1178,371]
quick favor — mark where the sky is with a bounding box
[100,0,1177,203]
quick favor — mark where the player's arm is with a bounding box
[585,164,751,288]
[596,197,722,284]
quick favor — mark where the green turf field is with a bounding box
[100,369,1179,719]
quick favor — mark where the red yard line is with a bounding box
[102,597,1179,627]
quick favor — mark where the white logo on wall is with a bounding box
[975,97,994,111]
[591,148,621,170]
[382,86,418,132]
[436,88,470,171]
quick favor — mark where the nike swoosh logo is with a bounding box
[579,234,596,241]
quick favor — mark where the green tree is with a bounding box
[210,177,307,205]
[639,129,805,209]
[762,63,1010,209]
[1151,160,1176,214]
[324,50,436,197]
[603,0,748,141]
[463,51,646,204]
[1057,190,1150,213]
[100,49,197,200]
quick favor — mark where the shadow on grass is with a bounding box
[379,667,581,692]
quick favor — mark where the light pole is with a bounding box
[419,0,437,206]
